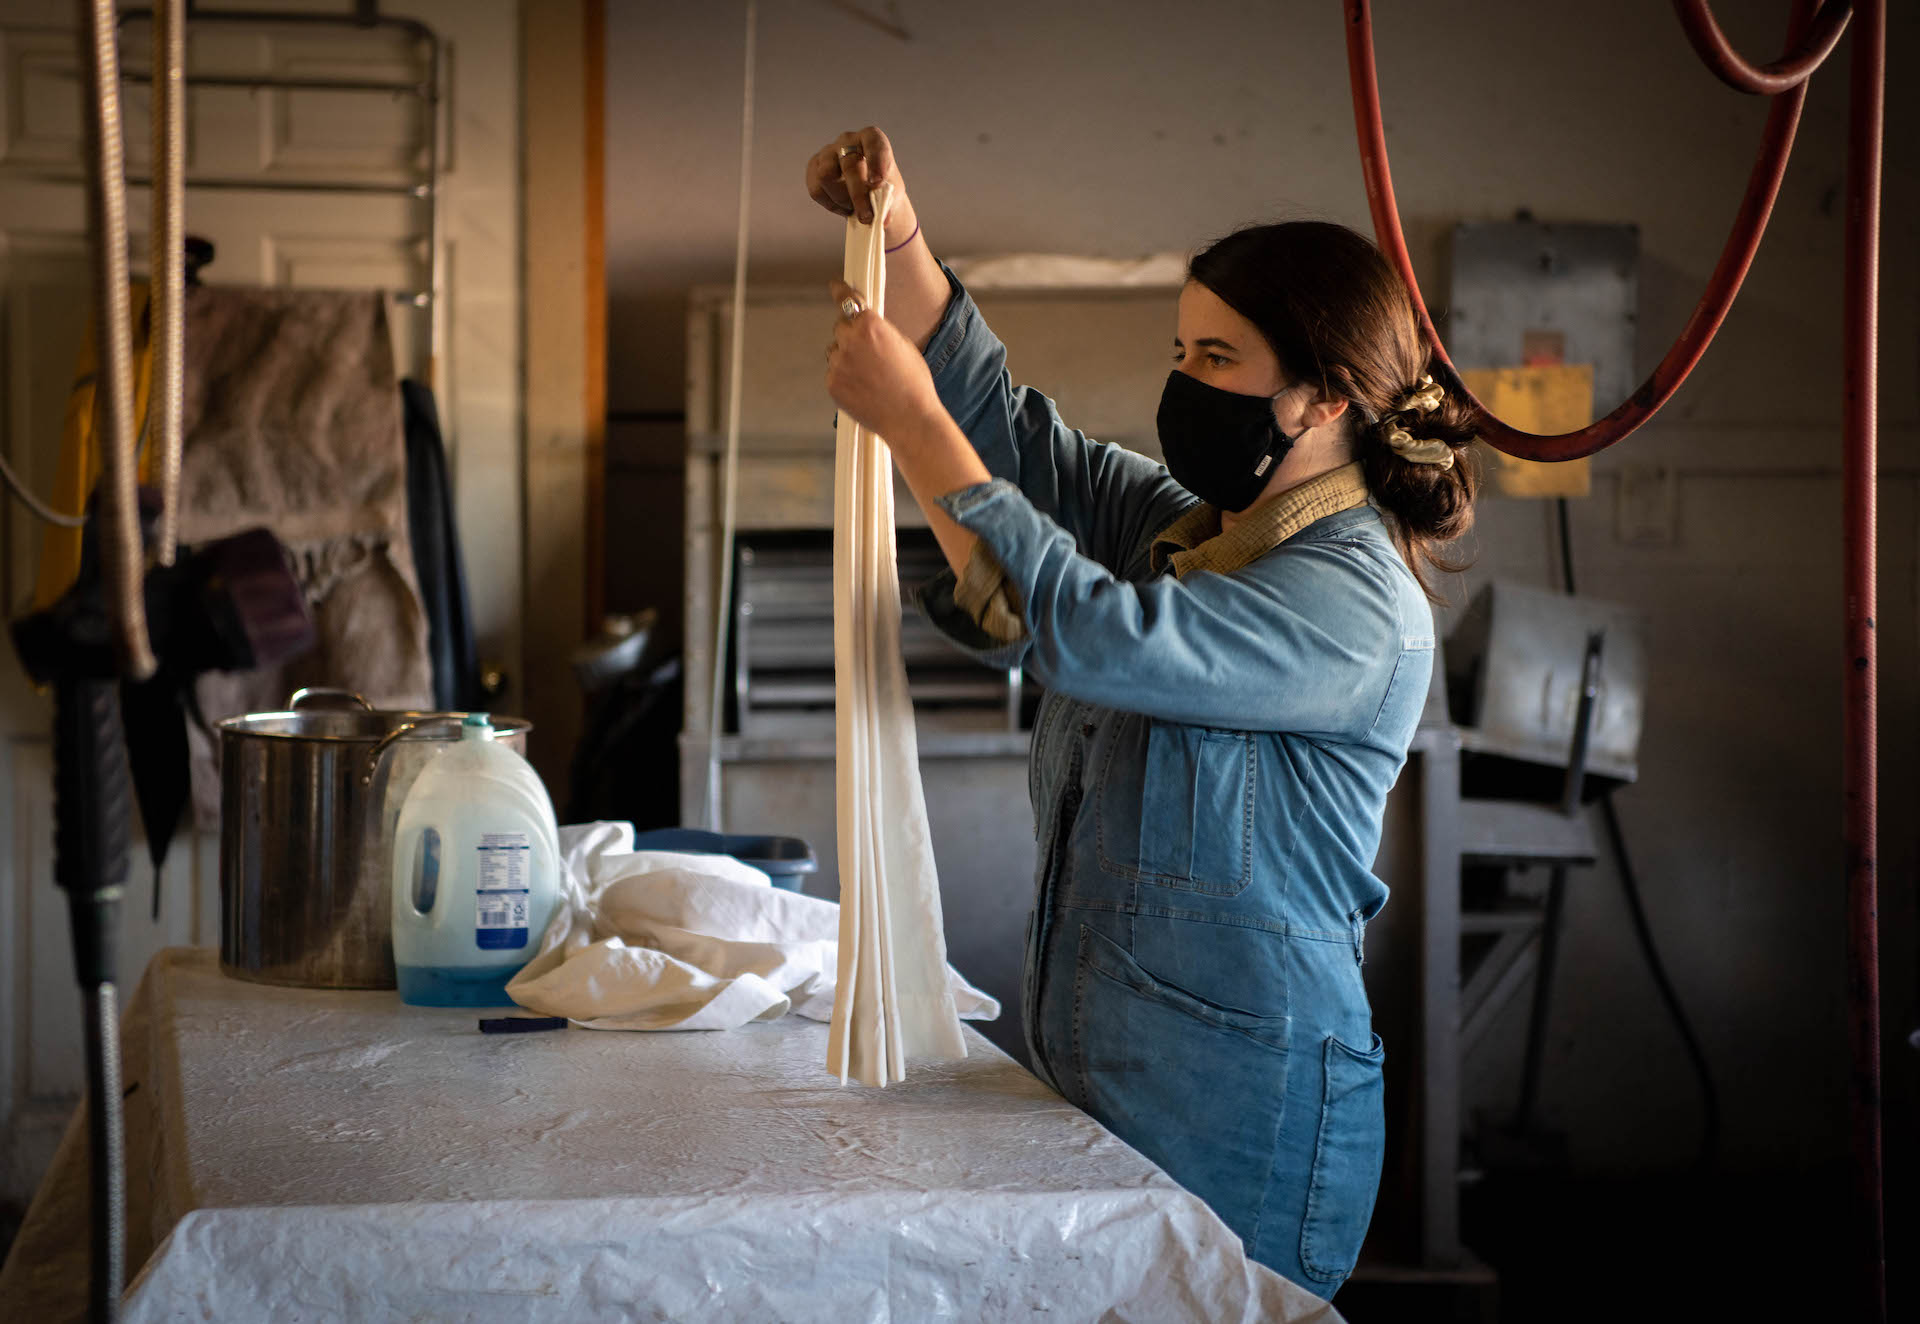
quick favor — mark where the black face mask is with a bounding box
[1154,369,1298,513]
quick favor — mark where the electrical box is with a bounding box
[1448,220,1639,499]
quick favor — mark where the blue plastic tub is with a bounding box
[628,828,818,893]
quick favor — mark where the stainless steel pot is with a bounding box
[218,688,533,989]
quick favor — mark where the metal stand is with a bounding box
[1510,631,1603,1136]
[1413,724,1465,1267]
[1405,632,1606,1273]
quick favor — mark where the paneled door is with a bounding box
[0,0,522,1207]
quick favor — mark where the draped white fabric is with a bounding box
[502,823,998,1032]
[826,184,969,1085]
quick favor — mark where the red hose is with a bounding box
[1674,0,1852,94]
[1343,0,1817,462]
[1345,3,1885,1314]
[1841,1,1884,1317]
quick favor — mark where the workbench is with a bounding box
[1,948,1339,1321]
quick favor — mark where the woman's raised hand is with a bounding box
[809,126,948,358]
[824,275,991,578]
[825,277,941,446]
[806,126,915,244]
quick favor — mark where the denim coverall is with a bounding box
[913,272,1434,1297]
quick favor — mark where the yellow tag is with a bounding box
[1461,364,1594,499]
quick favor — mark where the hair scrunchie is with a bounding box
[1385,424,1456,469]
[1396,373,1445,415]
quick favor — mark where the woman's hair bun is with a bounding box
[1357,371,1479,577]
[1188,221,1481,600]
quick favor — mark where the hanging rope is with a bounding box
[76,0,154,679]
[704,0,757,831]
[150,0,186,566]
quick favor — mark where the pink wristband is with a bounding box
[884,222,920,254]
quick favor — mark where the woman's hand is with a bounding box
[826,279,991,580]
[825,278,943,447]
[805,126,917,250]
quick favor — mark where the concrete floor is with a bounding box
[1339,1165,1908,1323]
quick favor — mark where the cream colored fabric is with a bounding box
[505,823,999,1032]
[826,183,969,1085]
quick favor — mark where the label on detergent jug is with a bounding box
[475,832,532,950]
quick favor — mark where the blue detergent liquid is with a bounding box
[395,961,528,1007]
[390,715,561,1010]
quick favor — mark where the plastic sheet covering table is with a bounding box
[1,948,1341,1322]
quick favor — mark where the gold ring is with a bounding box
[839,296,864,319]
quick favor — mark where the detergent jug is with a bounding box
[391,714,561,1006]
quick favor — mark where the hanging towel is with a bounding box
[180,287,434,825]
[825,185,970,1086]
[402,378,481,711]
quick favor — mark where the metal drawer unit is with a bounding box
[733,536,1022,736]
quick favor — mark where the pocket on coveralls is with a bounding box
[1298,1032,1388,1284]
[1098,719,1254,896]
[1070,925,1290,1250]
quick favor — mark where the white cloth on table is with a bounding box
[826,184,971,1087]
[504,822,997,1031]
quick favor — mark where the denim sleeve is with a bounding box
[923,266,1195,575]
[932,479,1402,738]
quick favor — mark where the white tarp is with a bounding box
[0,948,1342,1323]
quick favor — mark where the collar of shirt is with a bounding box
[1149,460,1371,580]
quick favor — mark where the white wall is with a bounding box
[602,0,1919,1181]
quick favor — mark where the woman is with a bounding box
[808,126,1477,1298]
